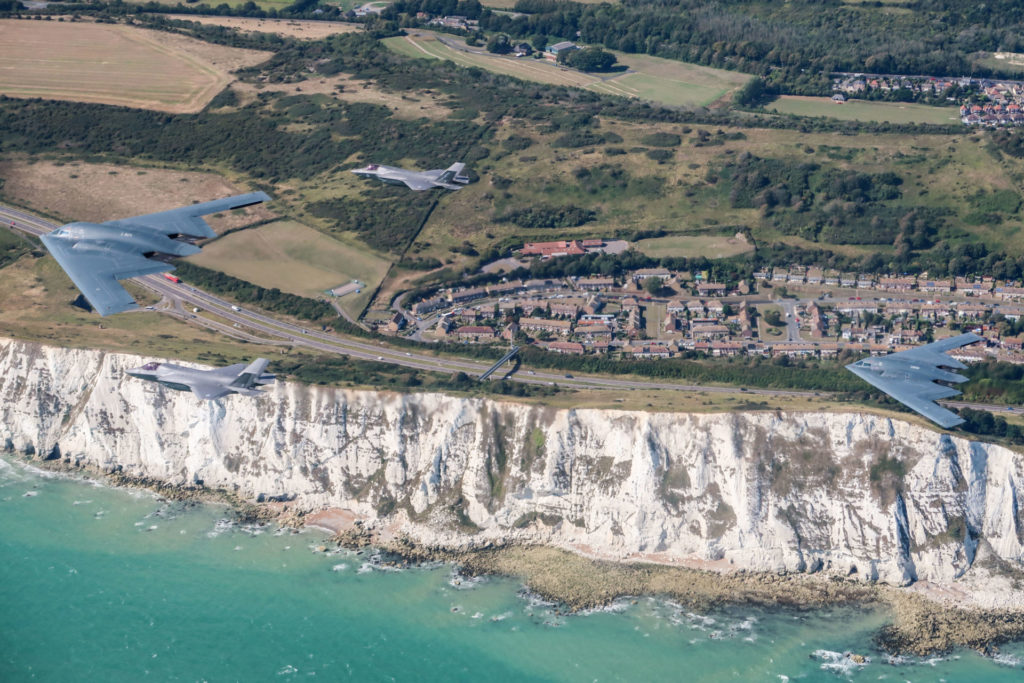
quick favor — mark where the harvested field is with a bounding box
[384,31,750,108]
[0,20,270,113]
[166,16,362,39]
[768,96,962,125]
[186,220,392,317]
[0,160,275,233]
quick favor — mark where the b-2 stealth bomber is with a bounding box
[126,358,275,400]
[845,332,984,428]
[39,192,271,316]
[350,162,467,191]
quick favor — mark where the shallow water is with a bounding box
[1,457,1022,682]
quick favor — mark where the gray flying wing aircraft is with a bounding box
[351,162,466,191]
[39,192,271,316]
[845,332,984,428]
[126,358,275,400]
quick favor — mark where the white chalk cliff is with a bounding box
[3,337,1024,608]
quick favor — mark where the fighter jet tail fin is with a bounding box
[436,163,465,185]
[230,358,273,390]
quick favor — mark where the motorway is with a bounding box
[1,202,1019,416]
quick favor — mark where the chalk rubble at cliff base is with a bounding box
[3,337,1024,642]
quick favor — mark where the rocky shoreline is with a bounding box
[19,453,1024,657]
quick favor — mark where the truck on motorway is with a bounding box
[163,273,181,283]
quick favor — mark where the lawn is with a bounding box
[0,20,270,113]
[383,31,751,108]
[636,234,755,259]
[186,220,392,318]
[768,96,962,125]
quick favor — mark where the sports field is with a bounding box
[635,234,755,259]
[768,96,962,125]
[186,220,392,317]
[0,20,270,113]
[383,31,750,108]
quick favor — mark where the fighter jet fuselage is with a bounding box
[126,358,275,400]
[351,162,466,191]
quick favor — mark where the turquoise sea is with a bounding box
[2,456,1023,682]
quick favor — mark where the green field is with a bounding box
[636,234,755,259]
[186,220,392,318]
[768,96,962,125]
[383,31,750,108]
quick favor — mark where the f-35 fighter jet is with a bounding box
[39,192,271,316]
[845,332,984,428]
[126,358,275,400]
[350,162,467,191]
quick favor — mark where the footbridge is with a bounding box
[479,346,520,381]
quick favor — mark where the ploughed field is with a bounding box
[0,20,270,113]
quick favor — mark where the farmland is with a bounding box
[383,31,750,108]
[768,96,962,125]
[165,15,363,39]
[0,20,270,113]
[186,220,392,317]
[0,160,274,233]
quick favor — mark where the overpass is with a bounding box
[479,346,520,381]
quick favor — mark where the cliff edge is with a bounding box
[2,337,1023,610]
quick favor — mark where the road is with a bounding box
[2,203,1019,417]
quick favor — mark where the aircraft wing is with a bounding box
[884,332,983,370]
[847,364,966,428]
[401,177,436,191]
[186,378,232,401]
[40,233,172,316]
[845,334,984,429]
[102,191,271,239]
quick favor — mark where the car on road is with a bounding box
[377,356,384,361]
[565,374,574,379]
[405,352,411,356]
[231,305,241,312]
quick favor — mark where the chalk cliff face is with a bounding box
[3,338,1024,607]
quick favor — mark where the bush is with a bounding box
[497,205,597,228]
[640,132,681,147]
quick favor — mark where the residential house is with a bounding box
[696,282,727,297]
[449,287,486,304]
[455,325,494,342]
[577,276,616,292]
[519,317,572,336]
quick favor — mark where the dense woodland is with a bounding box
[411,0,1024,93]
